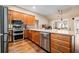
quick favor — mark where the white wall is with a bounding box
[8,5,48,29]
[35,15,48,28]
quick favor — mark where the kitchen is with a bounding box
[0,5,79,53]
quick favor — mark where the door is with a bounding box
[74,17,79,52]
[0,6,8,53]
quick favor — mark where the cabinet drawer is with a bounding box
[57,35,71,42]
[51,41,70,53]
[58,45,70,53]
[51,38,70,48]
[51,48,60,53]
[51,42,61,53]
[51,42,58,50]
[51,33,71,42]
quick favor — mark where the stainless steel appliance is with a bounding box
[0,6,8,53]
[12,20,23,40]
[40,32,50,52]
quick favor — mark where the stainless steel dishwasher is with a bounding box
[40,32,50,52]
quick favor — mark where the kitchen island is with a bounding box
[24,29,75,53]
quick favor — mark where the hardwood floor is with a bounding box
[8,39,46,53]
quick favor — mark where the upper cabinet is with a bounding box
[23,14,28,24]
[23,14,35,25]
[27,15,35,25]
[8,10,13,21]
[8,10,35,25]
[12,11,23,21]
[18,13,24,22]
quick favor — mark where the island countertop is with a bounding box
[29,29,74,36]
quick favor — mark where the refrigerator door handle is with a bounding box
[0,34,3,36]
[4,33,8,34]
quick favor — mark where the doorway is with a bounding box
[74,17,79,52]
[35,20,39,29]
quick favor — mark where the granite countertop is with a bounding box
[29,29,74,36]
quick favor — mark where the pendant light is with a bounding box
[58,9,63,21]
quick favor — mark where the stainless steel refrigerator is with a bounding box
[0,6,8,53]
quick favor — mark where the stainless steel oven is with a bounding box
[12,20,23,40]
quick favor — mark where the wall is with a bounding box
[8,5,48,29]
[48,6,79,31]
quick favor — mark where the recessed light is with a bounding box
[32,6,36,9]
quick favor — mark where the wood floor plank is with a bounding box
[9,39,46,53]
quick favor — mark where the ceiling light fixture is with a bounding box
[32,6,36,9]
[58,9,63,21]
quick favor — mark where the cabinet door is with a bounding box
[12,11,19,20]
[12,11,24,23]
[22,14,35,25]
[18,12,24,21]
[26,15,35,25]
[25,15,31,25]
[28,16,35,24]
[35,32,40,45]
[32,31,40,45]
[21,13,24,22]
[31,16,35,24]
[28,30,32,40]
[12,11,20,20]
[8,10,13,22]
[23,14,28,24]
[24,30,28,38]
[24,30,32,39]
[32,31,35,42]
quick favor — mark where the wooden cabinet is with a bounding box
[24,15,35,25]
[8,10,13,23]
[28,15,35,25]
[28,30,32,40]
[24,30,28,38]
[8,10,35,25]
[8,30,13,42]
[18,12,24,22]
[23,14,28,24]
[24,30,40,45]
[8,10,24,22]
[32,31,40,45]
[24,30,32,40]
[51,33,72,53]
[12,11,19,20]
[12,11,24,21]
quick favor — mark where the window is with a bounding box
[54,19,68,30]
[75,20,79,34]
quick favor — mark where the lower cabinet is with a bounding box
[24,30,32,40]
[24,30,28,38]
[8,30,13,42]
[32,31,40,45]
[24,30,74,53]
[28,30,32,40]
[24,30,40,45]
[51,33,73,53]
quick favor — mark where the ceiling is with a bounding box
[16,5,76,16]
